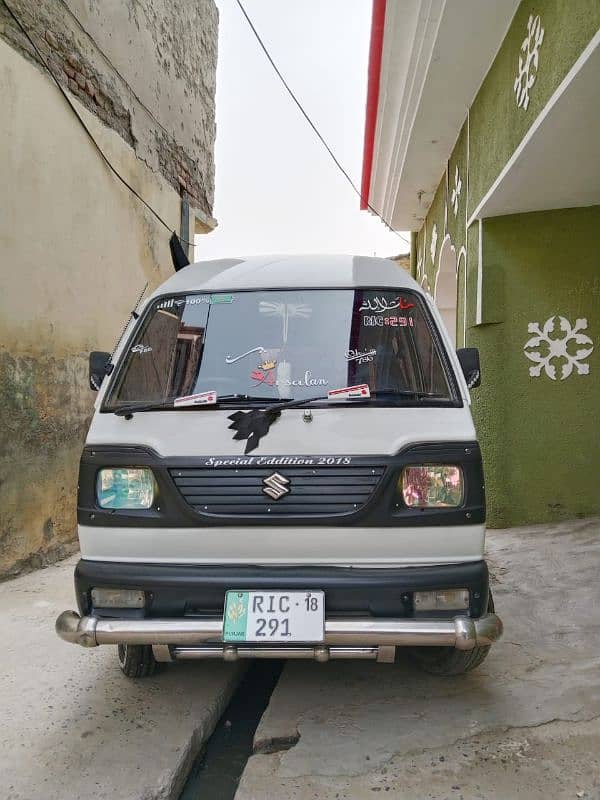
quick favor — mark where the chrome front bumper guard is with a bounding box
[56,611,503,661]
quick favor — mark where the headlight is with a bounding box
[400,465,463,508]
[96,468,156,509]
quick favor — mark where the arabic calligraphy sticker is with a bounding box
[359,296,415,314]
[345,348,376,364]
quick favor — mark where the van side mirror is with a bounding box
[89,351,111,391]
[456,348,481,389]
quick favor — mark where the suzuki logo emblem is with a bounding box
[262,472,290,500]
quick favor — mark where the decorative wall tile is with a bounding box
[524,316,594,380]
[430,223,438,264]
[450,165,462,216]
[514,14,545,110]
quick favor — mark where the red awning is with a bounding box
[360,0,386,210]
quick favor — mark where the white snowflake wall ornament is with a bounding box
[514,14,545,110]
[450,166,462,216]
[524,316,594,380]
[430,224,438,264]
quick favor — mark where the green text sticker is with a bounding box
[210,294,234,304]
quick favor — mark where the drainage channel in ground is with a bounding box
[179,660,285,800]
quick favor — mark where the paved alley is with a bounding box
[0,557,243,800]
[236,519,600,799]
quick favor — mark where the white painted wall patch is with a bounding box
[514,14,545,110]
[450,166,462,216]
[524,316,594,380]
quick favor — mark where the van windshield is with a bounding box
[104,289,456,408]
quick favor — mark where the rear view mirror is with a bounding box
[456,348,481,389]
[89,351,111,391]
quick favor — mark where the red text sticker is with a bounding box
[174,390,217,407]
[328,384,371,400]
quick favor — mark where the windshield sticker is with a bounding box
[250,367,327,389]
[259,301,312,342]
[279,371,328,388]
[157,297,187,310]
[363,315,414,328]
[174,390,217,407]
[345,348,376,364]
[251,367,276,387]
[328,384,370,400]
[156,294,233,310]
[359,296,415,313]
[130,344,152,354]
[225,346,265,364]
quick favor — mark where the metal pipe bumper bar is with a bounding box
[170,646,382,662]
[56,610,503,652]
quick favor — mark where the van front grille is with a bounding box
[169,464,386,518]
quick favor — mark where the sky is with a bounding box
[195,0,407,261]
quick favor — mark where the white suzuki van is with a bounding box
[56,255,502,677]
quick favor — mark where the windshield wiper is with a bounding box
[368,390,451,401]
[226,389,455,453]
[114,389,450,420]
[113,393,282,418]
[215,394,282,403]
[114,399,176,417]
[226,392,368,454]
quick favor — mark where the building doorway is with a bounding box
[434,235,458,346]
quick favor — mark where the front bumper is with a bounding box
[56,610,503,661]
[72,559,491,618]
[56,559,502,661]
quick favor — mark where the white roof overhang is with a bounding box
[369,0,520,231]
[468,30,600,223]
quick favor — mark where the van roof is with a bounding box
[148,254,419,298]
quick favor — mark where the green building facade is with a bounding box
[362,0,599,527]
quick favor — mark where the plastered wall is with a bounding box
[0,0,218,218]
[471,208,600,526]
[0,23,215,576]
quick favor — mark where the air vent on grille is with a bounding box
[169,464,386,517]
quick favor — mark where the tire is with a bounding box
[408,593,495,676]
[117,643,159,678]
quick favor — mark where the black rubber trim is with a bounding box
[75,559,490,620]
[78,441,485,528]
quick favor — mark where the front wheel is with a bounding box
[117,644,159,678]
[408,593,496,676]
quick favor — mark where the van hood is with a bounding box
[87,406,477,458]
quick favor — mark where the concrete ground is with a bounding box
[236,518,600,800]
[0,556,244,800]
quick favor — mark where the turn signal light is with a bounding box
[91,588,146,608]
[414,589,469,611]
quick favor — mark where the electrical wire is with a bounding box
[235,0,410,248]
[2,0,195,248]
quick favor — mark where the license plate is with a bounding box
[223,590,325,643]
